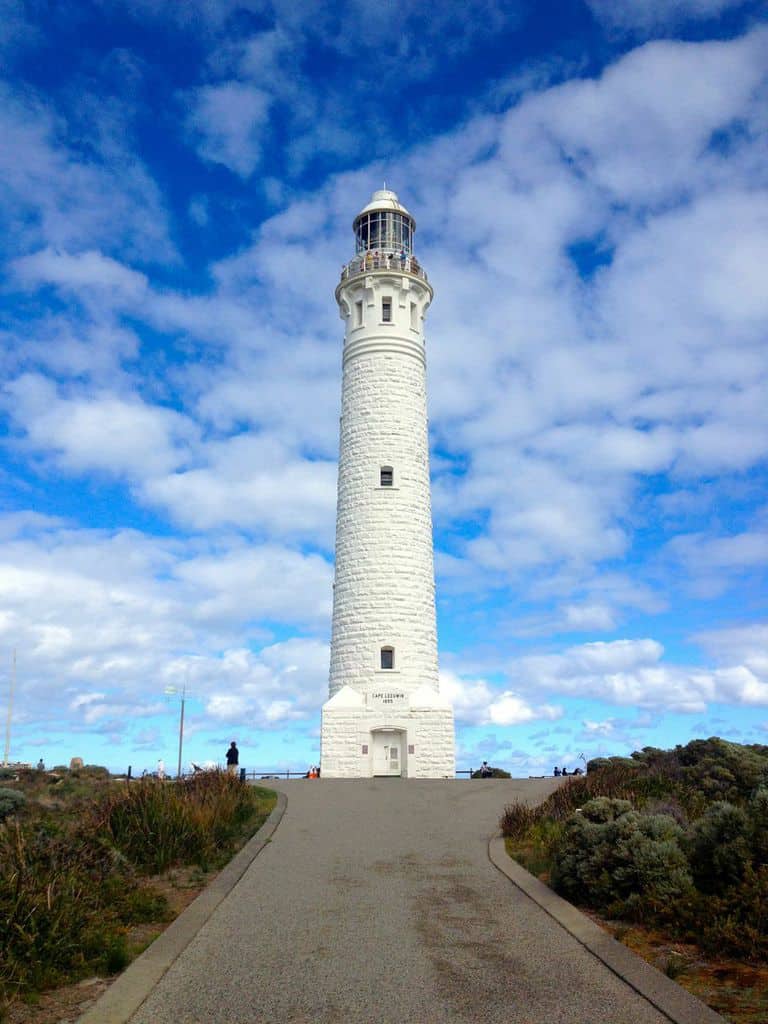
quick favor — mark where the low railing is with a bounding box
[128,767,509,781]
[340,253,428,283]
[246,768,478,780]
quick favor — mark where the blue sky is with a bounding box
[1,0,767,775]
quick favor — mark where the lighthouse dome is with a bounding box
[353,188,415,255]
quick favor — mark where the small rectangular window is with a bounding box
[382,297,392,322]
[410,302,417,329]
[381,647,394,670]
[380,466,393,487]
[355,300,363,327]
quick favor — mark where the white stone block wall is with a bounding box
[321,702,455,779]
[408,708,456,778]
[329,271,439,699]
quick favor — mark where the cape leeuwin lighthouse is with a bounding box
[320,189,456,778]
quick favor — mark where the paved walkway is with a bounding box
[128,779,682,1024]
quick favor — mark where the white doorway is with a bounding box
[372,730,403,776]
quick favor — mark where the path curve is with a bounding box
[92,779,724,1024]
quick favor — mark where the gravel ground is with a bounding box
[129,778,672,1024]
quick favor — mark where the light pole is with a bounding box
[164,682,187,778]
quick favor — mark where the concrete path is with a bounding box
[125,779,704,1024]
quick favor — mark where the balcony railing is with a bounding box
[340,253,428,283]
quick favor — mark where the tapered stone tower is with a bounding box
[320,189,455,778]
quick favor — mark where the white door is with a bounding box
[372,732,401,776]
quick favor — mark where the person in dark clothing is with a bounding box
[225,741,239,776]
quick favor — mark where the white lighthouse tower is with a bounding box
[320,189,455,779]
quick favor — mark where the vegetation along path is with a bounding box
[101,779,723,1024]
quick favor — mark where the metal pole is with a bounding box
[177,694,185,779]
[3,650,16,767]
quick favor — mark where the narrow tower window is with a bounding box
[381,297,392,322]
[410,301,417,329]
[355,300,363,327]
[380,646,394,670]
[380,466,393,487]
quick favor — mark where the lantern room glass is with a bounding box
[354,210,413,255]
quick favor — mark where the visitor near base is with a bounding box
[226,741,239,776]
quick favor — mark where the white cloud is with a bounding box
[186,82,271,177]
[200,639,330,725]
[510,637,768,711]
[0,82,174,260]
[3,374,196,477]
[0,517,332,735]
[587,0,748,32]
[439,669,563,726]
[583,719,615,736]
[12,248,149,304]
[694,622,768,681]
[175,545,332,624]
[143,435,337,539]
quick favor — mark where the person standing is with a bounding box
[226,741,239,776]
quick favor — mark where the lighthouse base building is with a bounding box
[320,189,455,779]
[322,686,454,778]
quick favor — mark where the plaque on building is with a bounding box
[367,690,409,710]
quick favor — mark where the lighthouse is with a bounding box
[320,189,455,778]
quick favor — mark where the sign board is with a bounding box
[367,690,409,710]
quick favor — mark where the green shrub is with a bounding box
[551,798,693,918]
[684,864,768,961]
[687,801,751,893]
[502,739,768,963]
[0,789,25,821]
[470,766,511,778]
[750,787,768,864]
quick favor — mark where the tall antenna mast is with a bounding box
[3,649,16,766]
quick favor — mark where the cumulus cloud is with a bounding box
[0,517,332,743]
[3,374,196,477]
[186,82,272,177]
[0,82,174,261]
[587,0,748,32]
[12,248,149,304]
[510,638,768,711]
[440,670,563,726]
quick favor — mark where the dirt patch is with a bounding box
[580,910,768,1024]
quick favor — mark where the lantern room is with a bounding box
[353,189,415,255]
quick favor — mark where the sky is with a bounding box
[1,0,767,777]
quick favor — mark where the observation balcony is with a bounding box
[340,252,428,284]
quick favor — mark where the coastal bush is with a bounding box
[470,766,511,778]
[100,771,271,872]
[501,737,768,962]
[550,798,693,917]
[0,769,275,1011]
[0,816,165,1000]
[0,788,25,821]
[687,801,751,893]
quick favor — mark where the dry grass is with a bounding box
[0,768,276,1021]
